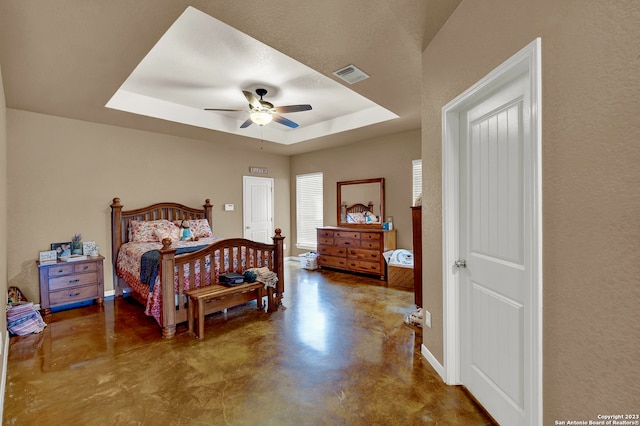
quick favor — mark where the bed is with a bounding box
[110,198,285,338]
[343,202,381,224]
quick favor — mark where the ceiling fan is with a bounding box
[205,88,312,129]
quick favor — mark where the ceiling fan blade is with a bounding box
[272,114,299,128]
[240,118,253,128]
[243,90,262,110]
[204,108,246,112]
[274,104,312,114]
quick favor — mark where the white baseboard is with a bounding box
[421,343,447,383]
[0,331,9,421]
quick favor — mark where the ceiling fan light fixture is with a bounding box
[250,111,273,126]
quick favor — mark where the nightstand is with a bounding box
[37,255,105,315]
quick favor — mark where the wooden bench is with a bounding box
[185,282,265,339]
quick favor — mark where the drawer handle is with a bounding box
[344,242,350,245]
[83,266,89,270]
[69,292,80,297]
[57,269,64,273]
[69,279,80,284]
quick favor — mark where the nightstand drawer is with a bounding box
[49,285,99,305]
[74,262,97,273]
[49,272,98,291]
[48,264,74,277]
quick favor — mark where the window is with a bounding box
[296,172,323,250]
[412,159,422,206]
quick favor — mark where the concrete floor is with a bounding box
[4,262,495,425]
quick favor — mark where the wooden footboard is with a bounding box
[158,232,285,338]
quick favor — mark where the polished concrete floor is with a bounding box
[4,261,495,425]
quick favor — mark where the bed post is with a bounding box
[111,198,124,297]
[204,199,213,229]
[159,238,177,338]
[271,228,285,311]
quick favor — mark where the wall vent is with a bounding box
[332,64,369,84]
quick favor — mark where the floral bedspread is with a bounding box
[116,237,222,324]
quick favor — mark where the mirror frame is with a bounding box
[337,178,385,228]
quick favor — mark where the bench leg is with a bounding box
[256,287,264,310]
[187,297,194,336]
[197,299,205,339]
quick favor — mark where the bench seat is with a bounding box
[185,282,265,339]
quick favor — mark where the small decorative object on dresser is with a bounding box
[37,255,105,315]
[51,242,71,258]
[82,241,96,256]
[39,250,57,265]
[71,233,83,255]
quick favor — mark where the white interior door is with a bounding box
[243,176,274,243]
[441,39,541,426]
[460,72,530,425]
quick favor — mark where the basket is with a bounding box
[299,252,318,270]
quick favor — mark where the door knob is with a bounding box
[454,259,467,268]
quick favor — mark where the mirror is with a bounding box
[337,178,385,228]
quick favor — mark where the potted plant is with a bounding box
[71,233,83,255]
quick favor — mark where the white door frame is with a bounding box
[441,38,542,424]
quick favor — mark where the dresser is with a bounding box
[317,227,396,280]
[38,255,105,315]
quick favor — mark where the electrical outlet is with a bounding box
[424,310,432,328]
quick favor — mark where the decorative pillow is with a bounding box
[130,219,174,242]
[155,225,180,243]
[173,219,213,238]
[346,212,365,223]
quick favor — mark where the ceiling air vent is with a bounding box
[332,64,369,84]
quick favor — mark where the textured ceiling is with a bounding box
[0,0,461,155]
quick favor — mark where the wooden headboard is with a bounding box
[346,202,374,214]
[110,198,213,268]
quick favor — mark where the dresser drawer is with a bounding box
[317,229,335,238]
[49,272,98,291]
[348,259,382,274]
[318,245,347,257]
[335,231,361,239]
[360,240,380,250]
[48,264,74,277]
[348,248,381,262]
[49,285,99,305]
[74,262,97,273]
[361,232,381,242]
[318,255,348,269]
[335,238,360,248]
[318,237,334,245]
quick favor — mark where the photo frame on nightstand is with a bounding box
[51,242,71,258]
[82,241,96,256]
[39,250,57,265]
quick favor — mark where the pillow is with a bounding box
[173,219,213,238]
[130,219,174,242]
[155,225,180,243]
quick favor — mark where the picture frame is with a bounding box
[82,241,97,256]
[51,242,72,258]
[39,250,58,265]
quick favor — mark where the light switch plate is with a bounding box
[224,204,234,211]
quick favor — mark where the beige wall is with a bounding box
[290,129,421,254]
[0,66,8,333]
[421,0,640,422]
[6,110,291,301]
